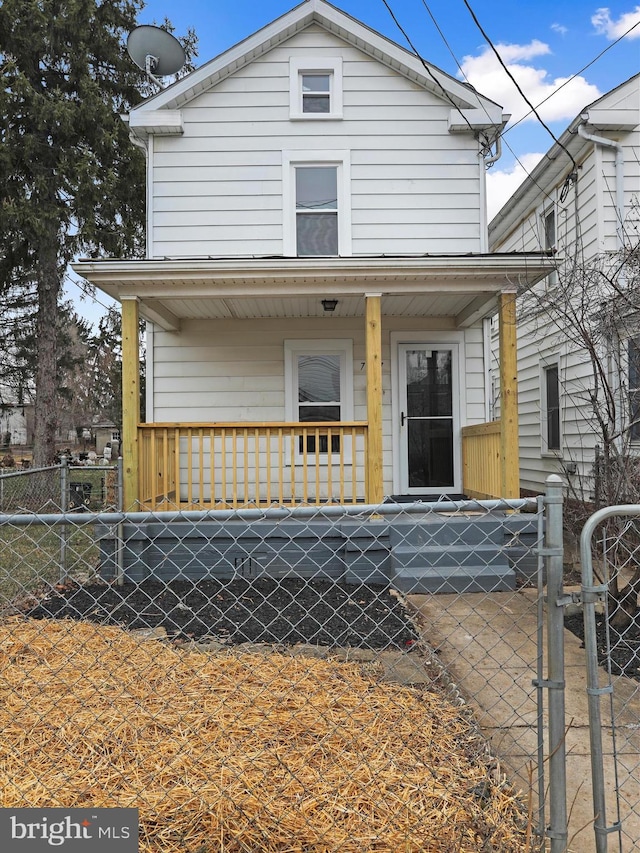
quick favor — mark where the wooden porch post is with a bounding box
[498,290,520,499]
[121,296,140,510]
[365,294,383,504]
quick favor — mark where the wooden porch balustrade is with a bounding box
[138,422,369,510]
[461,420,519,500]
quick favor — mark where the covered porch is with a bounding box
[74,255,552,510]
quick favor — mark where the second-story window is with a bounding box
[283,150,351,257]
[296,166,338,256]
[542,205,557,288]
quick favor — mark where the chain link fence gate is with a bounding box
[0,484,568,852]
[580,506,640,853]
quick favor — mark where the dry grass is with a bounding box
[0,617,532,852]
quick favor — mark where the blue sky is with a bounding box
[70,0,640,322]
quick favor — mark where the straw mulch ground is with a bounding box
[0,617,533,852]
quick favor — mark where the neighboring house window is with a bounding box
[542,206,557,287]
[282,151,351,257]
[284,340,353,456]
[628,338,640,441]
[289,57,343,119]
[543,363,561,452]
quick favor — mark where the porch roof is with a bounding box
[73,253,554,331]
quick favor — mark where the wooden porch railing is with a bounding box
[461,421,502,500]
[138,422,369,509]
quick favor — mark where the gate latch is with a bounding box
[556,590,583,608]
[556,585,607,608]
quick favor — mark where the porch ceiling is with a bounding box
[73,254,554,330]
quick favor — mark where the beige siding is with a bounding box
[151,25,483,258]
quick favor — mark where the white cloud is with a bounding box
[486,153,546,222]
[460,43,602,124]
[550,23,568,36]
[592,6,640,39]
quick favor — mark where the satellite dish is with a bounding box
[127,25,186,86]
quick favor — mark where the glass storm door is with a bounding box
[399,346,457,493]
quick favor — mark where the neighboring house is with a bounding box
[74,0,551,517]
[0,402,31,447]
[489,74,640,499]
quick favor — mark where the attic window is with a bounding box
[302,74,330,113]
[290,57,343,120]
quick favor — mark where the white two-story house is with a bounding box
[489,74,640,500]
[75,0,551,514]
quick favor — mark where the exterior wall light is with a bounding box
[321,299,338,312]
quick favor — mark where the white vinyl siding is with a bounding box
[150,25,483,259]
[488,88,639,495]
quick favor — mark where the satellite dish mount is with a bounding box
[127,25,186,88]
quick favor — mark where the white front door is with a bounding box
[397,344,461,494]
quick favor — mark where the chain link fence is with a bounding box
[0,459,121,514]
[580,507,640,853]
[0,492,569,851]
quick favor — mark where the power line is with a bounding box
[503,18,640,136]
[417,0,557,206]
[380,0,476,134]
[459,0,578,172]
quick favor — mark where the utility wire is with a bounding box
[460,0,578,172]
[504,17,640,137]
[418,0,557,206]
[380,0,476,134]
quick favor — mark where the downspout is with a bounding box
[126,124,154,424]
[578,117,626,454]
[479,133,503,253]
[578,116,624,249]
[127,129,153,259]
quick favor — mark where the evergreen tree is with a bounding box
[0,0,194,464]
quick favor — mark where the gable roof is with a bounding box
[489,72,640,247]
[129,0,504,128]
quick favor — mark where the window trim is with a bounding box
[541,359,562,456]
[282,150,351,257]
[284,339,354,464]
[289,57,343,120]
[540,201,558,289]
[628,337,640,443]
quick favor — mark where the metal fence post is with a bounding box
[59,458,68,582]
[545,474,568,853]
[116,456,125,586]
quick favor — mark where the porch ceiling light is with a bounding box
[321,299,338,313]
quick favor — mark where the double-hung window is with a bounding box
[296,166,338,256]
[542,361,561,453]
[283,151,351,257]
[289,58,343,119]
[284,340,353,457]
[542,205,557,288]
[628,338,640,441]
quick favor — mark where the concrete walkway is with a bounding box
[407,588,640,853]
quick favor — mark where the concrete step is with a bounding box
[392,563,516,594]
[391,543,508,571]
[389,518,506,548]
